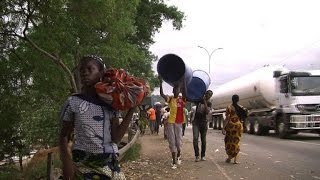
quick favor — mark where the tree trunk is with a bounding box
[19,155,23,171]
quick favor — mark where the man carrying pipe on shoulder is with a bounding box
[159,76,187,169]
[192,90,213,162]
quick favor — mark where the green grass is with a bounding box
[0,165,22,180]
[121,143,142,162]
[0,144,141,180]
[22,152,62,180]
[0,150,62,180]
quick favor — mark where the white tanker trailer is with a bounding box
[210,65,320,138]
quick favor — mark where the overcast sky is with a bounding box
[150,0,320,95]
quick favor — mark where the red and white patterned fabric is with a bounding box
[95,68,150,110]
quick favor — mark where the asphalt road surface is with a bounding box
[184,126,320,180]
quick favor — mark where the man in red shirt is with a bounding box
[159,77,187,169]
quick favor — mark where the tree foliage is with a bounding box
[0,0,184,165]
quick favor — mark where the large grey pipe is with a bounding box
[157,54,193,87]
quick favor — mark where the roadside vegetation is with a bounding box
[0,0,185,178]
[0,143,140,179]
[121,143,142,162]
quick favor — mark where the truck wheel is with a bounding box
[209,122,213,128]
[253,120,263,135]
[213,119,217,129]
[277,122,288,139]
[262,127,269,135]
[245,120,253,134]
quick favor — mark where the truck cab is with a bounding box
[275,71,320,137]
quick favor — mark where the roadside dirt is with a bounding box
[121,128,226,180]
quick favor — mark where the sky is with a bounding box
[150,0,320,95]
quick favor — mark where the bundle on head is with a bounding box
[95,68,150,110]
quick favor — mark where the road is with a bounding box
[184,126,320,180]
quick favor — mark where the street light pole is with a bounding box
[198,46,223,74]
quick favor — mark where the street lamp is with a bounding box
[198,46,223,74]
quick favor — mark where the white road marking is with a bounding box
[204,148,232,180]
[291,140,320,146]
[240,152,248,156]
[209,157,232,180]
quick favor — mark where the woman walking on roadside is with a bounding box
[59,55,136,179]
[223,94,247,164]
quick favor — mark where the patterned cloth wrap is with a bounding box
[73,150,125,180]
[224,105,243,159]
[95,68,150,110]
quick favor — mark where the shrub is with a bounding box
[22,147,62,179]
[0,165,22,180]
[121,143,141,162]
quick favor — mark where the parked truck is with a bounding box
[211,65,320,138]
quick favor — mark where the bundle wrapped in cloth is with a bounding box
[95,68,150,110]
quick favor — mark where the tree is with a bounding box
[0,0,185,165]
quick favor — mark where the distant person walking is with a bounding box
[182,107,188,136]
[154,103,162,135]
[189,105,196,125]
[138,105,148,135]
[192,90,213,162]
[162,107,170,139]
[223,94,247,164]
[147,106,156,134]
[159,76,187,169]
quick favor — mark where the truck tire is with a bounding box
[213,118,217,129]
[262,127,269,135]
[253,120,263,135]
[277,122,288,139]
[209,122,213,128]
[245,120,253,134]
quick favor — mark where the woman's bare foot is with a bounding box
[233,161,240,164]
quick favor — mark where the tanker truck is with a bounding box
[211,65,320,138]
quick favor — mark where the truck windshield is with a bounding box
[290,76,320,96]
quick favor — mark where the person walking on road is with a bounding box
[159,76,187,169]
[154,103,162,135]
[182,107,188,136]
[59,55,136,179]
[223,94,247,164]
[162,107,170,139]
[138,105,148,135]
[192,90,213,162]
[189,105,196,125]
[147,106,156,134]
